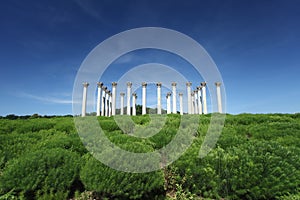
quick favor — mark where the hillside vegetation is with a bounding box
[0,114,299,199]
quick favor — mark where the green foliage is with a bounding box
[80,156,165,199]
[0,148,81,198]
[0,113,299,199]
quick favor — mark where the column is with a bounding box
[197,86,203,114]
[96,82,103,116]
[186,82,192,114]
[166,92,171,114]
[111,82,117,116]
[101,86,107,116]
[171,82,177,114]
[179,93,183,115]
[201,82,208,114]
[215,82,222,113]
[108,91,112,117]
[142,82,147,115]
[126,82,132,115]
[156,82,162,114]
[105,90,109,117]
[132,93,137,116]
[81,82,89,117]
[194,89,199,114]
[191,92,195,114]
[120,92,125,115]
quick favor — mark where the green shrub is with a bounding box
[0,114,300,199]
[80,156,165,199]
[0,148,82,198]
[172,140,300,199]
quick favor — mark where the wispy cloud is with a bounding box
[19,92,74,104]
[74,0,112,27]
[113,53,136,64]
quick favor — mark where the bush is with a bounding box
[80,156,165,199]
[0,148,82,198]
[173,140,300,199]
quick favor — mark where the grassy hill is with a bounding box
[0,114,299,199]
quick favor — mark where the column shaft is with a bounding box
[197,86,203,114]
[215,82,222,113]
[186,82,192,114]
[201,82,207,114]
[179,93,183,115]
[142,82,147,115]
[111,82,117,116]
[166,92,171,114]
[105,90,109,117]
[81,82,89,117]
[172,82,177,114]
[108,92,112,117]
[191,92,195,114]
[157,83,162,114]
[194,90,199,114]
[126,82,132,115]
[132,93,137,116]
[120,93,125,115]
[96,82,103,116]
[101,86,107,116]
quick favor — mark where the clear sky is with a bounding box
[0,0,299,116]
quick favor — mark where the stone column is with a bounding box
[105,90,109,117]
[120,92,125,115]
[156,82,162,114]
[108,92,112,117]
[186,82,192,114]
[108,91,112,117]
[111,82,117,116]
[197,86,203,114]
[172,82,177,114]
[126,82,132,115]
[132,93,137,116]
[201,82,207,114]
[142,82,147,115]
[191,92,195,114]
[101,86,107,116]
[81,82,89,117]
[179,93,183,115]
[96,82,103,116]
[194,89,199,114]
[166,92,171,114]
[215,82,222,113]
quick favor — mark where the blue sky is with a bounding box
[0,0,299,116]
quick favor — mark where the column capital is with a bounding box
[166,92,171,97]
[186,82,192,86]
[191,92,194,96]
[112,82,117,86]
[178,92,183,96]
[142,82,147,87]
[102,86,107,90]
[197,86,202,90]
[127,82,132,87]
[97,82,103,87]
[83,82,89,87]
[201,82,206,87]
[156,82,162,87]
[132,92,137,97]
[108,90,111,95]
[215,82,221,87]
[171,82,177,86]
[120,92,125,96]
[194,89,198,93]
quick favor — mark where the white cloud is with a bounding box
[19,92,74,104]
